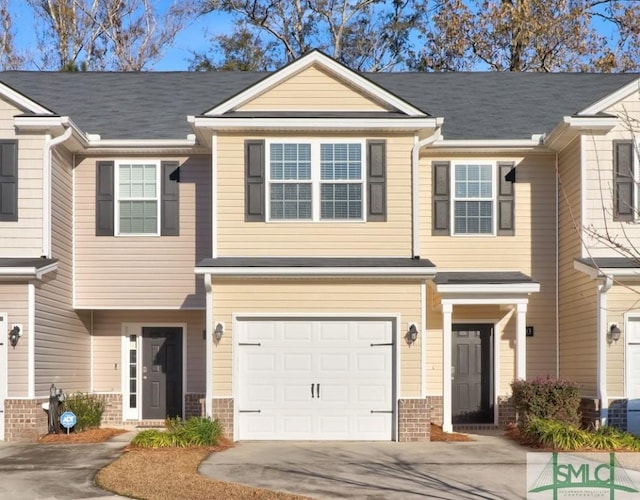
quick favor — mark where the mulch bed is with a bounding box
[38,428,128,443]
[430,423,474,442]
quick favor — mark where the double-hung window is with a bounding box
[116,161,160,235]
[453,163,494,235]
[267,141,364,221]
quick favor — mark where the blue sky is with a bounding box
[9,0,233,70]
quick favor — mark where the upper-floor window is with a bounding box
[454,163,493,235]
[432,160,515,237]
[117,162,160,235]
[95,160,180,237]
[267,141,364,221]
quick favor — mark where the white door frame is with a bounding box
[0,313,7,440]
[121,323,188,421]
[231,313,400,441]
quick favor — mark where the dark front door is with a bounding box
[142,327,183,419]
[452,324,493,424]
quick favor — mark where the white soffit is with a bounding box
[203,50,427,117]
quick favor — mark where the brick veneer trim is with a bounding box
[212,398,234,439]
[398,398,430,442]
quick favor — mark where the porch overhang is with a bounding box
[195,257,437,279]
[0,258,58,281]
[574,257,640,280]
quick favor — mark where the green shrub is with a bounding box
[524,419,640,451]
[511,377,581,428]
[131,417,223,448]
[63,393,106,432]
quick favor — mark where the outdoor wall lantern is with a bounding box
[608,323,622,344]
[405,323,419,345]
[8,325,21,347]
[214,322,225,343]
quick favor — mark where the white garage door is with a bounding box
[237,318,394,440]
[627,318,640,435]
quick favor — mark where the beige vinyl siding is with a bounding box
[0,283,29,396]
[583,91,640,256]
[34,147,91,397]
[217,133,413,256]
[211,279,423,397]
[558,137,598,395]
[422,153,558,380]
[91,310,205,394]
[604,283,640,397]
[425,293,517,396]
[238,65,390,112]
[0,99,45,257]
[74,155,211,308]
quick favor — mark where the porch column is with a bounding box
[442,302,453,433]
[204,273,213,418]
[516,302,527,380]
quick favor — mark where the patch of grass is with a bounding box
[97,446,308,500]
[131,417,223,448]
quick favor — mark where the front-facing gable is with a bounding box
[203,50,428,118]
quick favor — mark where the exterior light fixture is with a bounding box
[8,325,21,347]
[405,323,419,345]
[608,323,622,344]
[214,322,225,343]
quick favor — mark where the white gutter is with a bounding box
[42,127,73,257]
[204,273,213,418]
[598,276,613,426]
[85,135,197,149]
[0,262,58,279]
[194,266,437,278]
[190,116,439,131]
[555,153,560,378]
[411,125,443,257]
[432,135,545,150]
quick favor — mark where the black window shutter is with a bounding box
[497,162,516,236]
[96,161,114,236]
[614,140,634,221]
[161,161,180,236]
[0,141,18,221]
[432,161,450,235]
[245,140,265,222]
[367,140,387,221]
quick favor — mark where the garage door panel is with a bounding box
[238,318,394,440]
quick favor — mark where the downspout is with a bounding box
[204,273,213,418]
[598,275,613,426]
[555,153,560,378]
[42,126,73,257]
[411,123,443,258]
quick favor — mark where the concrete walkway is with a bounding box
[0,432,133,500]
[200,432,531,499]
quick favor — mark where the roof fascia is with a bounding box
[574,259,640,280]
[0,261,58,281]
[204,51,427,117]
[194,266,437,278]
[578,78,640,116]
[431,135,549,153]
[435,283,540,294]
[0,82,53,115]
[190,116,438,131]
[544,115,618,152]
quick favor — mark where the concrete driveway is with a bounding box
[0,434,131,499]
[199,432,530,499]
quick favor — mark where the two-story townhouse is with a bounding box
[0,50,638,442]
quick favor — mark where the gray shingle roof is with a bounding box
[0,257,57,269]
[576,257,640,269]
[434,271,535,284]
[0,70,637,140]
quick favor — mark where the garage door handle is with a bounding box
[371,343,393,346]
[238,343,261,346]
[311,384,314,398]
[371,410,393,414]
[239,410,261,413]
[317,383,320,399]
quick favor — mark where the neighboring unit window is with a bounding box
[320,143,362,220]
[0,141,18,222]
[270,143,312,220]
[614,140,635,222]
[454,163,493,234]
[117,162,159,234]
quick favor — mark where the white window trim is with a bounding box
[115,159,161,236]
[451,161,497,237]
[265,138,367,222]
